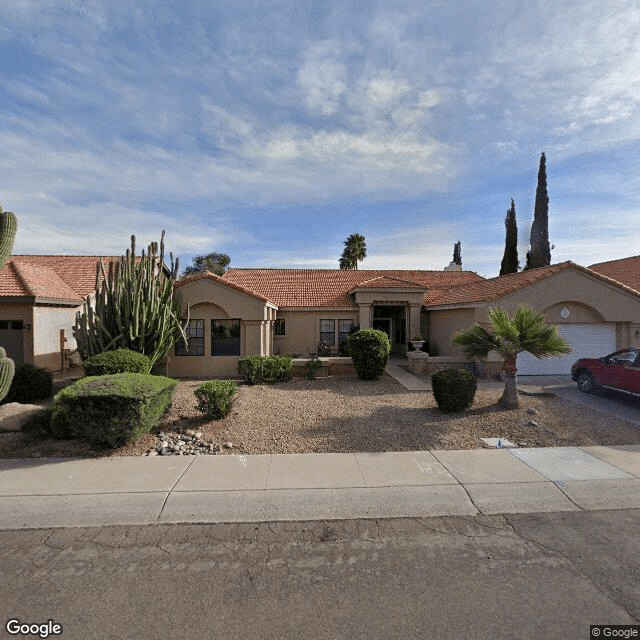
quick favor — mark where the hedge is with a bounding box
[50,373,177,447]
[237,355,293,384]
[431,368,477,412]
[82,348,151,376]
[348,329,391,380]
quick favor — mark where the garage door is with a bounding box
[516,324,616,375]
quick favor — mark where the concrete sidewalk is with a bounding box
[1,445,639,530]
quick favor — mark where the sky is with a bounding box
[1,0,639,278]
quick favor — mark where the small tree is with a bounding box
[73,232,188,369]
[453,241,462,266]
[182,252,230,277]
[339,233,367,270]
[499,199,519,275]
[452,305,572,409]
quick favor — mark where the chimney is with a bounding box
[443,261,462,271]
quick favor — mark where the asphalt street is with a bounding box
[1,511,638,640]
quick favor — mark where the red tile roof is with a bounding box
[175,271,273,304]
[351,275,428,289]
[428,261,640,307]
[222,269,484,308]
[588,255,640,293]
[0,255,122,301]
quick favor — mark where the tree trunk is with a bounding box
[498,358,519,409]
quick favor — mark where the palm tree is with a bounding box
[452,305,572,409]
[339,233,367,270]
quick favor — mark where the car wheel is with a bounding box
[576,370,597,394]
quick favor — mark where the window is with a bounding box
[338,319,354,345]
[212,319,241,356]
[320,319,335,346]
[274,318,286,336]
[175,319,204,356]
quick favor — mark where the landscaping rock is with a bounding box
[0,403,44,432]
[150,429,222,456]
[526,408,539,415]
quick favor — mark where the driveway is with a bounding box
[519,375,640,426]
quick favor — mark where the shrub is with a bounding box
[194,380,237,419]
[304,356,322,380]
[349,329,391,380]
[82,348,151,376]
[237,355,293,384]
[20,406,54,438]
[431,368,477,413]
[3,363,53,404]
[316,340,331,357]
[49,373,177,447]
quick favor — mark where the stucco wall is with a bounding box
[33,305,81,371]
[274,310,358,357]
[167,279,275,378]
[426,308,476,357]
[0,303,34,365]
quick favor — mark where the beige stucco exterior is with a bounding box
[32,305,81,371]
[428,268,640,359]
[0,303,34,365]
[165,276,277,378]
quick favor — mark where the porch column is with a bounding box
[409,304,422,339]
[358,304,372,329]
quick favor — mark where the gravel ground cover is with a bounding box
[1,373,639,459]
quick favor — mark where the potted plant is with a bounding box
[410,334,425,351]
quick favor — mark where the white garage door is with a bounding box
[516,324,616,375]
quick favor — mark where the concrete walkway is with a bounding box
[1,445,639,530]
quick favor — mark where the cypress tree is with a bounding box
[528,152,551,269]
[499,199,519,275]
[453,241,462,266]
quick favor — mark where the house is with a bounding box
[588,255,640,293]
[0,256,120,370]
[166,261,640,377]
[3,254,640,377]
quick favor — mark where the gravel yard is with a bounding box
[1,373,639,459]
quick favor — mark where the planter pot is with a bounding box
[410,341,425,350]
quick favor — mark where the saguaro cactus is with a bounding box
[0,205,17,400]
[0,206,18,269]
[0,348,15,403]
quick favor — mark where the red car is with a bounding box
[571,349,640,397]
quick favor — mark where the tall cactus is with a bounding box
[0,205,17,401]
[0,347,15,403]
[0,206,18,269]
[73,231,188,369]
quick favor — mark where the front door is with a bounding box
[372,318,391,341]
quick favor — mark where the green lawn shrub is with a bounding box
[348,329,391,380]
[237,355,293,384]
[3,363,53,404]
[82,348,151,376]
[20,406,54,438]
[431,368,477,412]
[49,373,177,447]
[194,380,238,419]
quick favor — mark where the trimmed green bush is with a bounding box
[82,348,151,376]
[194,380,237,419]
[20,406,54,438]
[237,355,293,384]
[50,373,177,447]
[431,368,477,413]
[348,329,391,380]
[3,363,53,404]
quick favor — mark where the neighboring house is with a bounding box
[0,255,120,371]
[4,254,640,377]
[167,261,640,377]
[588,255,640,294]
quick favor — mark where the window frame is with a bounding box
[274,318,286,336]
[320,319,336,346]
[338,319,354,346]
[175,319,205,356]
[211,318,241,356]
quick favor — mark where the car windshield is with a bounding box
[607,350,640,365]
